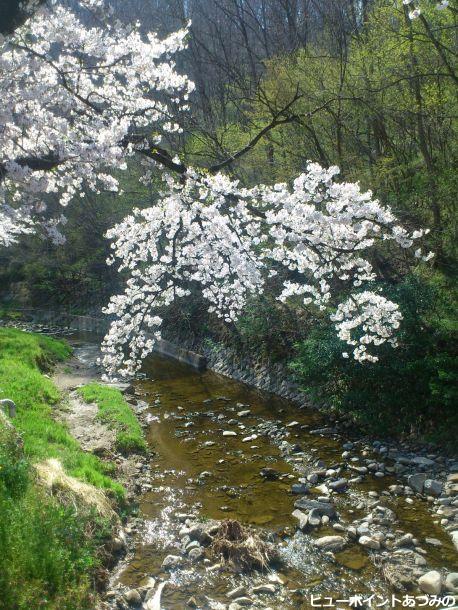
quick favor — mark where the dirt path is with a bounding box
[53,347,117,454]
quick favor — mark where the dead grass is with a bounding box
[210,519,277,572]
[35,458,116,519]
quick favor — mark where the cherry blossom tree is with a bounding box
[0,0,193,244]
[0,0,433,378]
[101,164,432,378]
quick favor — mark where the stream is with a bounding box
[64,336,458,609]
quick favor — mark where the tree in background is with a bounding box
[1,0,454,383]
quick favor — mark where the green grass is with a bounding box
[78,383,147,454]
[0,423,110,610]
[0,328,124,499]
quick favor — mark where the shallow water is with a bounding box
[106,352,457,609]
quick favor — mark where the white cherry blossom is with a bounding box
[0,0,192,242]
[101,164,431,378]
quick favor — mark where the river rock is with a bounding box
[423,479,443,496]
[395,533,414,548]
[308,509,322,527]
[188,547,204,561]
[407,473,427,494]
[187,524,213,545]
[232,597,252,606]
[223,430,237,437]
[252,584,276,594]
[294,498,336,518]
[161,554,182,569]
[125,589,142,605]
[228,586,248,599]
[260,468,281,480]
[328,478,348,492]
[291,483,309,494]
[412,456,436,468]
[445,573,458,594]
[185,539,200,551]
[237,410,251,417]
[292,509,308,530]
[358,536,381,550]
[313,535,346,551]
[351,466,368,474]
[424,537,442,547]
[418,571,442,595]
[451,531,458,551]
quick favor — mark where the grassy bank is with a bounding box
[0,328,124,497]
[0,328,124,609]
[78,383,146,454]
[0,423,110,610]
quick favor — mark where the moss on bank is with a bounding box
[78,382,147,454]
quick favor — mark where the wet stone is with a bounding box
[359,536,381,550]
[292,509,308,531]
[418,571,442,595]
[252,584,276,594]
[313,535,346,551]
[424,537,442,547]
[233,597,253,606]
[228,586,248,599]
[260,467,281,480]
[161,554,182,569]
[445,573,458,594]
[291,483,309,494]
[424,479,443,496]
[124,589,141,606]
[328,478,348,492]
[188,547,204,561]
[294,498,337,518]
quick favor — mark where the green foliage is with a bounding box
[0,159,151,311]
[290,273,458,449]
[0,328,124,499]
[0,424,109,610]
[78,383,146,454]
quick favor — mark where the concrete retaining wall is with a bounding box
[9,308,207,370]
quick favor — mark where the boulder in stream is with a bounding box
[418,571,443,595]
[313,535,346,551]
[294,498,337,518]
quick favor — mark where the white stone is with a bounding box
[418,571,442,595]
[313,536,346,551]
[359,535,381,550]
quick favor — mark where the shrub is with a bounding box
[290,273,458,450]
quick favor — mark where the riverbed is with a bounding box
[79,342,456,610]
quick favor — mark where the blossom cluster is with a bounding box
[0,205,33,247]
[101,164,432,378]
[402,0,449,20]
[0,0,192,242]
